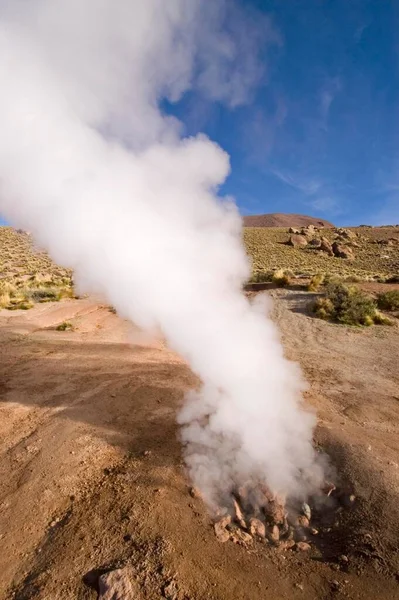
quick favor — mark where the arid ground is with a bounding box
[0,285,398,599]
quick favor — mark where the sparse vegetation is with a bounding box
[272,269,291,287]
[249,270,273,284]
[307,273,325,291]
[0,227,74,310]
[56,321,74,331]
[377,290,399,312]
[312,282,394,326]
[244,226,399,280]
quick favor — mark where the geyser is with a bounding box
[0,0,323,509]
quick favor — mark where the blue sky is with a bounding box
[1,0,398,227]
[168,0,399,226]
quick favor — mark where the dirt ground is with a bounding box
[0,292,398,600]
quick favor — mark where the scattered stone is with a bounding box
[279,539,296,551]
[189,487,201,499]
[339,555,349,564]
[163,580,179,600]
[295,583,304,591]
[301,503,311,520]
[269,525,280,543]
[289,227,300,234]
[310,528,319,536]
[265,499,285,525]
[331,580,341,592]
[296,515,310,528]
[332,241,354,259]
[233,498,247,529]
[98,568,140,600]
[308,238,321,248]
[335,228,357,240]
[142,450,151,457]
[296,542,311,552]
[230,528,253,546]
[214,515,231,543]
[288,234,308,248]
[249,518,266,539]
[301,225,316,237]
[319,237,334,256]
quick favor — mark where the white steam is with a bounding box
[0,0,322,507]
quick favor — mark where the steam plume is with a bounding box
[0,0,322,507]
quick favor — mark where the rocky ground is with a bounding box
[0,291,398,599]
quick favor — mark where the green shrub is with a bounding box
[312,282,391,326]
[312,297,334,320]
[56,321,74,331]
[308,273,325,292]
[377,290,399,311]
[250,271,273,284]
[272,269,291,287]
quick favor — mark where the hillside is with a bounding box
[244,225,399,280]
[243,213,335,228]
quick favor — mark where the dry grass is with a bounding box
[244,225,399,280]
[0,227,74,310]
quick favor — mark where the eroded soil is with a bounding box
[0,292,398,599]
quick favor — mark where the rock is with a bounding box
[319,237,334,256]
[310,528,319,535]
[308,238,321,248]
[230,528,253,546]
[296,542,311,552]
[289,227,300,234]
[163,580,179,600]
[301,503,311,520]
[335,228,357,240]
[301,225,316,237]
[269,525,280,543]
[339,555,349,564]
[249,518,266,539]
[233,498,247,529]
[265,499,285,525]
[288,234,308,248]
[279,539,296,551]
[332,242,354,259]
[331,580,341,592]
[214,515,231,543]
[296,515,310,528]
[98,568,140,600]
[189,487,201,498]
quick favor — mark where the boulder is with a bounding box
[332,242,354,259]
[308,238,321,248]
[288,234,308,248]
[214,515,231,542]
[98,568,141,600]
[301,224,316,237]
[319,237,334,256]
[249,518,266,539]
[335,228,357,240]
[288,227,300,234]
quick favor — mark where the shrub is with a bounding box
[312,282,391,326]
[377,290,399,311]
[272,269,291,287]
[386,275,399,283]
[307,273,325,292]
[312,297,334,320]
[373,310,394,326]
[56,321,74,331]
[250,271,273,284]
[27,288,60,302]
